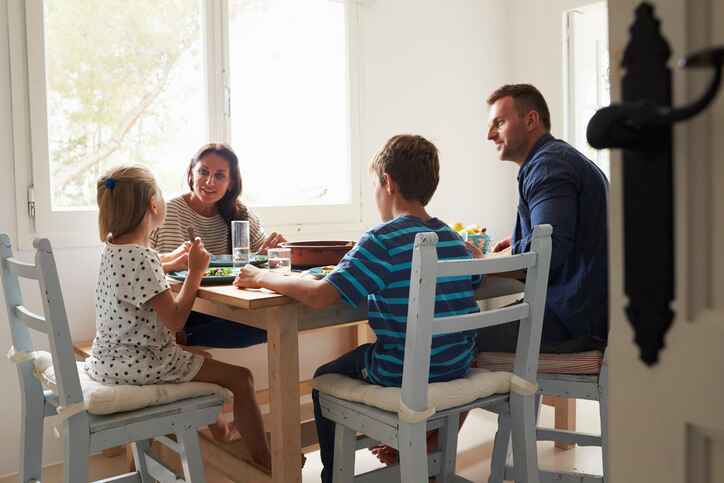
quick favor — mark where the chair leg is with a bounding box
[63,415,90,483]
[488,410,511,483]
[131,439,154,482]
[437,414,460,482]
[398,421,429,483]
[599,371,609,483]
[509,393,540,483]
[176,428,207,483]
[19,393,44,483]
[332,423,357,483]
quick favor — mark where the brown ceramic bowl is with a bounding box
[280,240,355,268]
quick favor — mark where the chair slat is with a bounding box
[431,302,530,335]
[436,253,536,278]
[5,257,41,280]
[14,305,49,334]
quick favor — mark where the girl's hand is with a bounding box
[257,232,287,254]
[464,240,484,259]
[188,237,210,275]
[233,265,264,289]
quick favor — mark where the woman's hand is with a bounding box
[164,251,190,272]
[233,265,264,289]
[257,232,287,254]
[187,238,210,275]
[169,241,191,258]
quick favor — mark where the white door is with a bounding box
[607,1,724,481]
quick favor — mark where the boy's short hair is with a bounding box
[370,134,439,206]
[487,84,551,132]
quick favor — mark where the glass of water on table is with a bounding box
[231,220,250,268]
[267,247,292,274]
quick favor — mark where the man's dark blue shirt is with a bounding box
[512,133,609,342]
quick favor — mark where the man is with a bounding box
[479,83,609,353]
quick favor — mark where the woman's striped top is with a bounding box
[151,195,265,256]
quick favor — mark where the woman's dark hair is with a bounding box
[187,143,249,249]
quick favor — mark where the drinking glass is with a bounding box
[267,247,292,274]
[231,220,250,268]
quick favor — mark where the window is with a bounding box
[14,0,360,247]
[564,1,610,178]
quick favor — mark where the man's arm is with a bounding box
[513,167,577,272]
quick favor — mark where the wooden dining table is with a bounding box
[171,274,526,483]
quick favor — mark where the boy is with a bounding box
[233,134,481,483]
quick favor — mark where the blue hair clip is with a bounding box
[104,178,116,190]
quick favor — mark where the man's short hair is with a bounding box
[487,84,551,131]
[370,134,440,206]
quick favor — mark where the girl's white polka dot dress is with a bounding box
[85,243,204,385]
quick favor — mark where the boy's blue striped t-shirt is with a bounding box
[325,215,482,387]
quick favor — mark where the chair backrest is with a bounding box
[0,234,83,408]
[400,225,552,414]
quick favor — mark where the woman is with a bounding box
[152,143,286,348]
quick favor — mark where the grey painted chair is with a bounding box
[1,234,223,483]
[316,224,553,483]
[488,349,609,483]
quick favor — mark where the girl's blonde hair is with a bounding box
[96,165,160,242]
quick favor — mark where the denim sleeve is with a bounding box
[512,161,577,271]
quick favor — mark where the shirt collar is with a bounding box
[519,133,555,174]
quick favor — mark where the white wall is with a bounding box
[508,0,602,141]
[0,1,515,476]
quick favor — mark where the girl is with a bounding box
[85,165,271,472]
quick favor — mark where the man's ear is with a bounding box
[526,111,541,132]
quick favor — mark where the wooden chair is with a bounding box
[315,225,553,483]
[488,348,609,483]
[1,234,223,483]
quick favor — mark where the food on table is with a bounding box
[320,265,336,275]
[451,222,491,254]
[205,267,235,277]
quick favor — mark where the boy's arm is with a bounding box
[234,265,340,309]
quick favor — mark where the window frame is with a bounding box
[10,0,363,250]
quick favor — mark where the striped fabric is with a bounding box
[475,350,604,375]
[325,215,482,387]
[151,195,265,256]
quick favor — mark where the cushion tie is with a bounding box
[398,399,436,423]
[509,374,538,395]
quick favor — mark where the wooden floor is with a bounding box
[0,401,603,483]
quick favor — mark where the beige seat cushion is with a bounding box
[476,350,604,375]
[32,351,229,415]
[313,369,535,420]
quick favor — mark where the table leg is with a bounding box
[542,395,577,450]
[266,305,302,483]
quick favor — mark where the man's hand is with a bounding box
[233,265,264,289]
[257,232,287,254]
[492,236,512,253]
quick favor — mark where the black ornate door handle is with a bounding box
[588,45,724,150]
[582,2,724,365]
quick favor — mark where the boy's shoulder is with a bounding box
[361,215,455,248]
